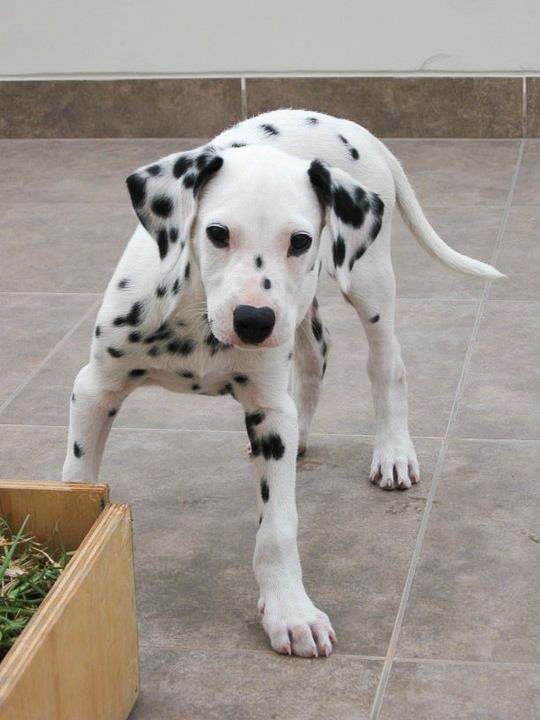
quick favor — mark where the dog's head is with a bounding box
[126,144,384,349]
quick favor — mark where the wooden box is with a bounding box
[0,481,138,720]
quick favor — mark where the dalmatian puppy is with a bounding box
[62,109,502,657]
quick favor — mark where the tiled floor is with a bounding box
[0,138,538,719]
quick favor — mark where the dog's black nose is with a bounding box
[233,305,276,344]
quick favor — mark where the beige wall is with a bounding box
[1,0,539,77]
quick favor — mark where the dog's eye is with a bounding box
[206,224,230,248]
[288,232,312,256]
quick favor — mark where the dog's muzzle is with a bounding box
[233,305,276,344]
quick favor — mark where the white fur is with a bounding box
[62,108,501,657]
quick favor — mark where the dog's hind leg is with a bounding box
[344,233,419,490]
[291,299,329,456]
[62,361,129,483]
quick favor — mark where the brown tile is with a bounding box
[513,140,540,205]
[384,139,519,206]
[247,77,523,138]
[526,77,540,137]
[490,205,540,299]
[379,661,540,720]
[0,138,206,204]
[0,80,242,138]
[398,440,540,663]
[130,647,382,720]
[0,293,96,408]
[452,300,540,440]
[0,425,440,657]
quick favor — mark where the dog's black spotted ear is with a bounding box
[308,158,385,291]
[126,145,223,266]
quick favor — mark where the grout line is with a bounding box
[0,72,533,80]
[0,301,99,417]
[522,77,528,138]
[240,76,247,119]
[394,656,540,669]
[1,422,537,446]
[368,138,526,720]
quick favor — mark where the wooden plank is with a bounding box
[0,503,139,720]
[0,481,109,550]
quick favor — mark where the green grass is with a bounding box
[0,515,73,661]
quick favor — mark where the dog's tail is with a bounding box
[376,140,504,279]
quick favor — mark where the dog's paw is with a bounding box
[258,592,335,657]
[369,435,419,490]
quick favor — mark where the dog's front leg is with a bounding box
[241,388,335,657]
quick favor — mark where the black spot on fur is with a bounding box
[307,116,318,125]
[172,278,181,295]
[322,360,327,376]
[95,325,101,338]
[262,278,271,290]
[311,316,323,342]
[245,410,265,429]
[184,262,191,280]
[107,347,124,358]
[338,134,348,145]
[349,147,359,160]
[370,314,380,324]
[73,442,83,458]
[255,255,263,270]
[144,327,172,344]
[205,331,231,356]
[233,374,249,385]
[333,185,368,228]
[167,339,195,356]
[128,331,141,343]
[108,408,117,417]
[348,245,366,271]
[169,227,179,242]
[147,346,160,357]
[118,278,130,289]
[129,368,147,378]
[260,477,270,502]
[113,301,144,327]
[308,159,332,205]
[126,173,146,208]
[147,164,161,176]
[231,142,247,148]
[261,433,285,461]
[173,155,192,179]
[369,194,385,240]
[71,392,75,403]
[261,123,279,136]
[151,195,173,218]
[189,153,223,196]
[332,235,346,267]
[156,284,167,298]
[178,370,194,378]
[157,228,168,260]
[191,383,200,391]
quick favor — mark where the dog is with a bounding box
[62,108,502,657]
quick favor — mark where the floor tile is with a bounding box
[452,300,540,440]
[390,207,500,299]
[313,297,477,438]
[513,140,540,205]
[379,661,540,720]
[0,296,476,439]
[0,203,133,293]
[0,293,96,408]
[385,140,519,207]
[0,425,440,657]
[490,206,540,299]
[129,647,382,720]
[0,138,206,204]
[398,440,540,663]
